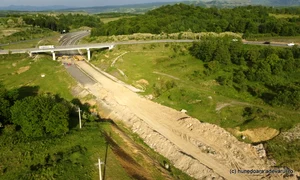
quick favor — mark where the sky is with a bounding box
[0,0,179,7]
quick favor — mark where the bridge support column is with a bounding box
[51,51,56,60]
[109,45,114,50]
[87,48,91,61]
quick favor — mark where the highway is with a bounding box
[59,30,96,85]
[0,37,297,56]
[59,31,90,46]
[58,30,90,55]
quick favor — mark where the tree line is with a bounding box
[20,13,103,33]
[91,4,300,38]
[189,36,300,109]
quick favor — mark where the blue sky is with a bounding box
[0,0,181,7]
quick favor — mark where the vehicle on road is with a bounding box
[287,43,295,47]
[39,45,55,49]
[263,41,271,44]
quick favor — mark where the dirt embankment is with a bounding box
[74,61,298,180]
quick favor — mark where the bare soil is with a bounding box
[229,127,280,143]
[17,66,30,74]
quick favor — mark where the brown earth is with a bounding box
[17,66,30,74]
[229,127,280,143]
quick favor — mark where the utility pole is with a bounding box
[97,158,104,180]
[78,107,82,129]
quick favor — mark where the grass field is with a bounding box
[100,16,136,24]
[1,32,60,49]
[97,13,136,24]
[3,37,61,50]
[0,24,60,49]
[0,54,75,100]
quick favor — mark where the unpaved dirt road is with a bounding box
[72,61,294,180]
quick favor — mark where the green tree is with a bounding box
[213,44,231,65]
[11,94,70,138]
[266,53,283,75]
[217,74,233,86]
[45,103,69,136]
[0,85,18,125]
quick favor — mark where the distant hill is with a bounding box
[0,0,299,13]
[195,0,300,7]
[0,5,74,11]
[264,0,300,6]
[61,2,180,14]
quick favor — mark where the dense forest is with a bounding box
[189,36,300,109]
[91,4,300,38]
[13,14,103,33]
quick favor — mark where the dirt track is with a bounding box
[74,61,295,180]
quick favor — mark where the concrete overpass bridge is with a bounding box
[0,39,193,60]
[1,39,293,60]
[30,44,115,60]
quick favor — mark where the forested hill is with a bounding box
[91,4,300,37]
[267,0,300,6]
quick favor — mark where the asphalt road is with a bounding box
[59,31,96,85]
[58,31,90,55]
[64,63,95,85]
[0,38,297,55]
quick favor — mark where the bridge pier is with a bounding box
[109,45,114,50]
[87,48,91,61]
[51,51,56,60]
